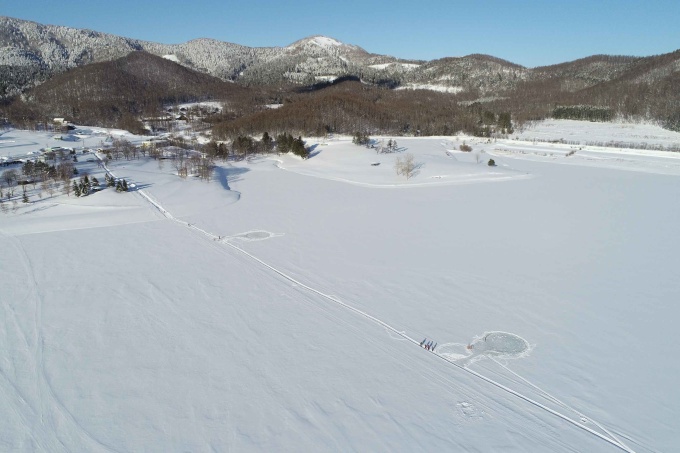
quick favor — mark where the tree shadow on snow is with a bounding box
[307,144,321,158]
[411,161,424,179]
[20,203,58,215]
[214,165,250,191]
[130,183,153,191]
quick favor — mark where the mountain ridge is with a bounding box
[1,16,679,133]
[3,15,678,98]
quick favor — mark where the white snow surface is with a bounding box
[1,121,679,452]
[397,83,465,93]
[309,36,343,48]
[515,119,680,149]
[369,63,421,70]
[314,75,338,83]
[287,36,352,51]
[173,101,224,112]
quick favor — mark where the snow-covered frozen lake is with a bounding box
[1,120,679,451]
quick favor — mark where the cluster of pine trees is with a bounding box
[1,158,76,203]
[22,160,57,182]
[104,173,129,192]
[552,105,613,122]
[352,131,370,145]
[72,175,99,197]
[275,133,308,158]
[115,179,129,192]
[202,132,307,160]
[201,140,231,160]
[463,107,515,137]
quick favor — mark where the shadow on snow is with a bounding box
[214,165,250,191]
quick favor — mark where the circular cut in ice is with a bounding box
[474,331,529,358]
[228,230,284,242]
[243,231,270,240]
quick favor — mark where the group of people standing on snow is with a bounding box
[420,338,437,352]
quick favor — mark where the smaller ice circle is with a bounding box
[244,231,270,239]
[228,230,284,242]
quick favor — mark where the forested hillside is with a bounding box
[1,15,679,134]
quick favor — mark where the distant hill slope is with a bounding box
[531,55,640,91]
[14,52,249,131]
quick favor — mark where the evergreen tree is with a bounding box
[73,181,81,197]
[22,161,34,178]
[122,179,129,191]
[203,140,219,159]
[275,133,293,154]
[217,143,228,160]
[291,136,309,159]
[352,131,370,146]
[232,136,254,158]
[261,132,273,153]
[82,175,90,195]
[497,112,513,134]
[481,110,496,125]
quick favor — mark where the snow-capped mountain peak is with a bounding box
[286,35,361,52]
[309,36,343,48]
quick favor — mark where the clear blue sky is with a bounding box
[4,0,679,67]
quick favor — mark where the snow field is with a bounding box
[1,120,679,451]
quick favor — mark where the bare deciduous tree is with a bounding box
[174,149,187,178]
[62,179,72,197]
[2,170,17,199]
[56,162,74,181]
[197,156,214,181]
[2,169,17,188]
[395,153,419,180]
[148,144,161,160]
